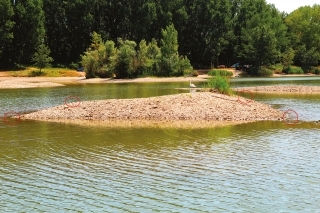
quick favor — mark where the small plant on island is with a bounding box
[204,74,233,95]
[31,44,53,75]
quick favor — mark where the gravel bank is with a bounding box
[234,85,320,93]
[20,92,283,128]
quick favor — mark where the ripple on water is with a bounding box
[1,121,320,212]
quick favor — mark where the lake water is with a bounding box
[1,77,320,212]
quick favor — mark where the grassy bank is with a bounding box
[2,67,84,77]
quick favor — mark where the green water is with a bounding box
[1,77,320,212]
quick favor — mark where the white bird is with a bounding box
[189,80,196,88]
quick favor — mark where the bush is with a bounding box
[306,66,320,74]
[208,69,233,77]
[247,66,273,76]
[282,66,304,74]
[95,67,113,78]
[81,51,100,78]
[68,62,80,70]
[258,67,273,76]
[184,69,198,76]
[28,70,46,77]
[268,63,283,74]
[191,70,199,76]
[204,75,232,95]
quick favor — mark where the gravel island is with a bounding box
[20,92,283,128]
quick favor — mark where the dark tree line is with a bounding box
[1,0,320,70]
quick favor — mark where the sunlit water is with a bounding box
[1,77,320,212]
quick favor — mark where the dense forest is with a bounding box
[1,0,320,75]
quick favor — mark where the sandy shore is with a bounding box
[1,72,319,89]
[0,77,81,88]
[19,92,283,128]
[234,85,320,94]
[0,76,209,89]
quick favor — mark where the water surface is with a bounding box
[1,77,320,212]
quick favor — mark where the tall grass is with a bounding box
[9,67,83,77]
[204,74,233,95]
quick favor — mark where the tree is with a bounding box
[282,47,295,67]
[285,5,320,66]
[43,0,93,64]
[235,0,287,66]
[302,47,320,69]
[251,25,279,66]
[160,24,180,76]
[3,0,45,67]
[81,32,113,79]
[114,39,137,78]
[177,0,232,67]
[31,44,53,72]
[147,38,161,75]
[0,0,14,62]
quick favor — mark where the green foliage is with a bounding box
[177,56,193,76]
[0,0,14,59]
[68,62,80,70]
[81,33,116,78]
[204,75,232,95]
[114,39,137,78]
[1,0,320,70]
[81,50,99,78]
[28,70,46,77]
[2,0,45,66]
[247,67,273,76]
[235,2,287,66]
[31,44,53,72]
[159,24,192,76]
[268,63,283,74]
[208,70,233,77]
[257,67,274,76]
[240,25,279,66]
[282,66,304,74]
[159,24,180,76]
[282,48,295,67]
[43,0,93,64]
[191,70,199,77]
[302,47,320,68]
[286,5,320,66]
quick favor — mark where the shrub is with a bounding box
[268,63,283,74]
[307,66,320,74]
[28,70,46,77]
[204,74,232,95]
[247,66,273,76]
[191,70,199,76]
[258,67,273,76]
[177,56,193,76]
[282,66,304,74]
[81,50,100,78]
[208,69,233,77]
[68,62,79,70]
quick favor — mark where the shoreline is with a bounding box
[19,92,284,128]
[234,85,320,94]
[1,74,320,89]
